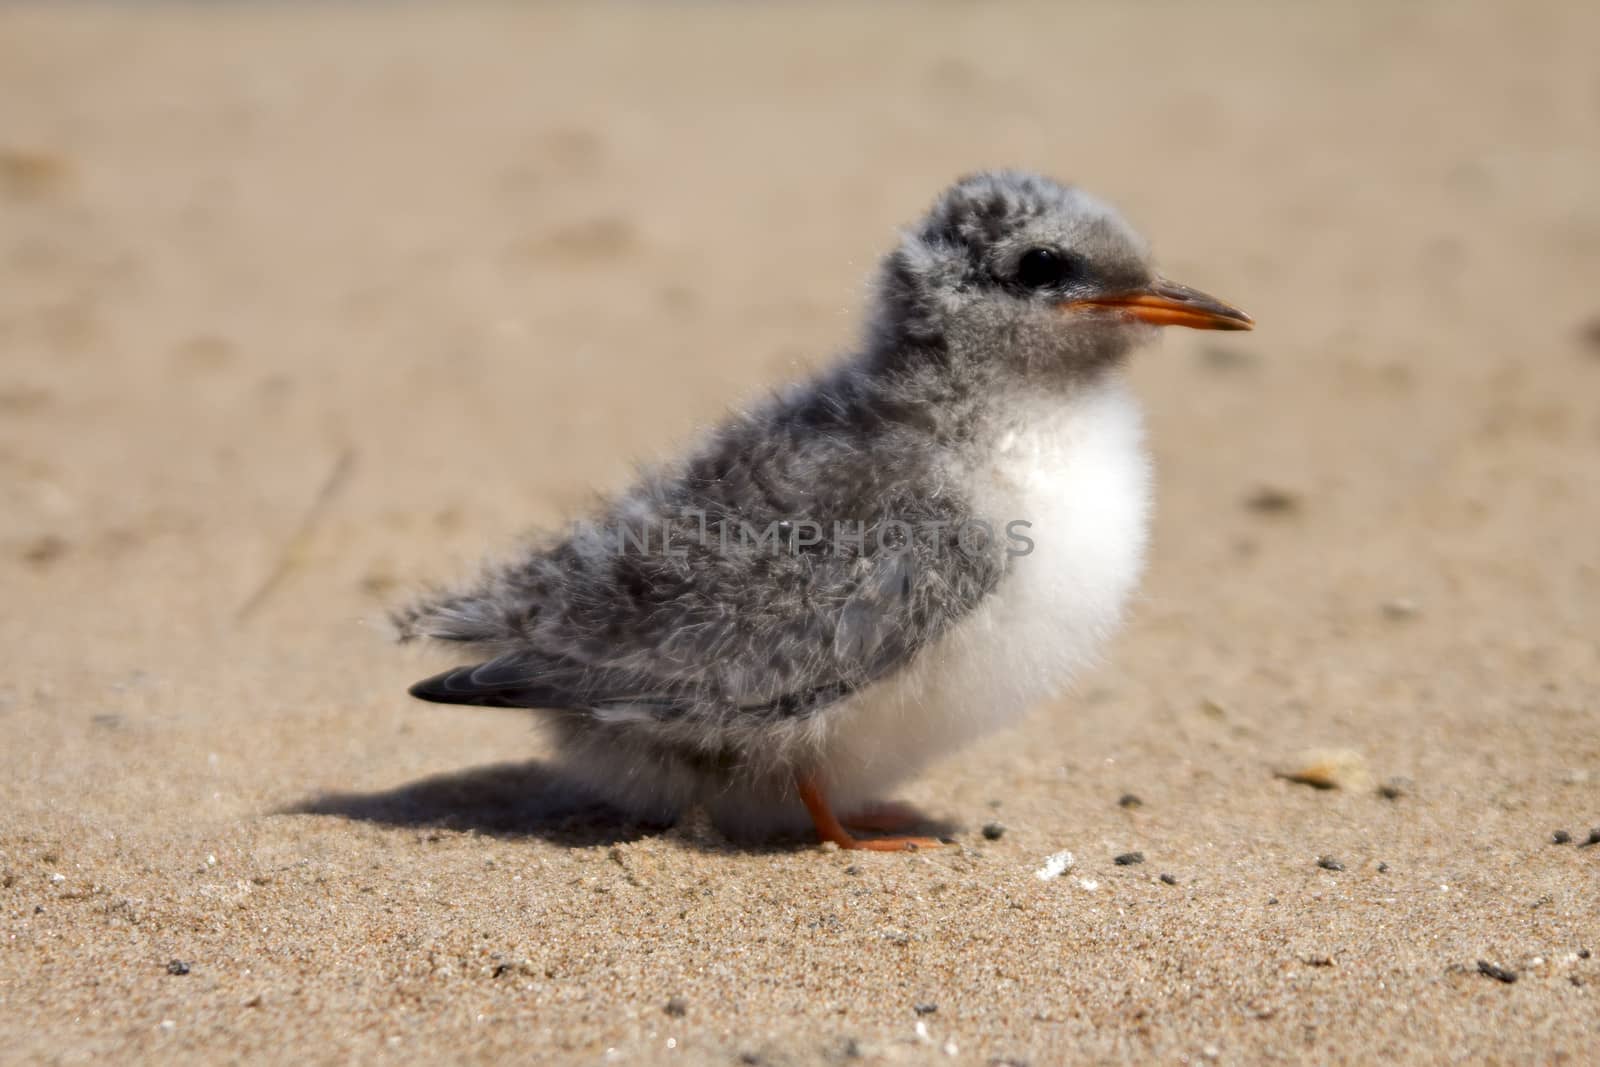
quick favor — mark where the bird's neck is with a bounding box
[862,322,1131,408]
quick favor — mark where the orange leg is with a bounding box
[797,775,945,852]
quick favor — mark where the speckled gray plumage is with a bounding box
[394,170,1178,829]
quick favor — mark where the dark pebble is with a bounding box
[1476,960,1517,984]
[1552,830,1572,845]
[981,822,1006,841]
[913,1002,937,1016]
[843,864,862,876]
[1579,949,1591,960]
[1317,856,1344,871]
[664,996,688,1017]
[1244,485,1301,515]
[21,534,69,567]
[1582,828,1600,847]
[1377,862,1390,873]
[1118,793,1143,809]
[1159,873,1178,886]
[1267,897,1279,905]
[166,960,190,976]
[1378,779,1408,800]
[1114,851,1145,866]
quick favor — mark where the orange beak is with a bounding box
[1067,278,1254,331]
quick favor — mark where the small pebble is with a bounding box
[663,996,688,1018]
[981,822,1006,841]
[1317,856,1344,871]
[1381,598,1421,620]
[1476,960,1517,984]
[1277,749,1373,792]
[1114,851,1145,866]
[1582,828,1600,847]
[1378,777,1411,800]
[1117,793,1143,809]
[843,865,862,876]
[1579,949,1591,959]
[491,957,529,979]
[22,534,69,567]
[1034,850,1074,881]
[1551,830,1572,845]
[1159,873,1178,886]
[1377,862,1390,873]
[166,960,190,976]
[1244,485,1301,515]
[913,1002,937,1016]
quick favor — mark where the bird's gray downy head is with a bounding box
[866,170,1251,382]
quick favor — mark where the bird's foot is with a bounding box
[841,833,948,852]
[798,776,947,852]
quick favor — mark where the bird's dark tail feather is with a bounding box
[410,665,514,707]
[407,662,581,711]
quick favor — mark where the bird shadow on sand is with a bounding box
[285,760,667,847]
[285,760,959,852]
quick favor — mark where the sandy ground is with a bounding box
[3,2,1598,1064]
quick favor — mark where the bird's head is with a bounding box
[867,170,1252,381]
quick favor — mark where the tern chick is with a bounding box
[396,170,1252,850]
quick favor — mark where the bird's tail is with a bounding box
[390,537,573,654]
[388,583,521,650]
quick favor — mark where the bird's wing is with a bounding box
[406,538,998,722]
[399,369,1004,721]
[407,656,853,719]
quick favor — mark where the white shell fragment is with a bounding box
[1034,850,1075,880]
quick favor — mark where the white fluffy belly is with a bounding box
[820,375,1152,807]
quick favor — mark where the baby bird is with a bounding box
[396,170,1252,850]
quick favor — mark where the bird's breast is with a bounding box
[962,375,1153,706]
[818,375,1152,805]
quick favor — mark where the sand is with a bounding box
[2,2,1597,1063]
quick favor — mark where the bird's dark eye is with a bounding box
[1015,247,1075,289]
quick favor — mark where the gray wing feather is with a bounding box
[397,358,1003,721]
